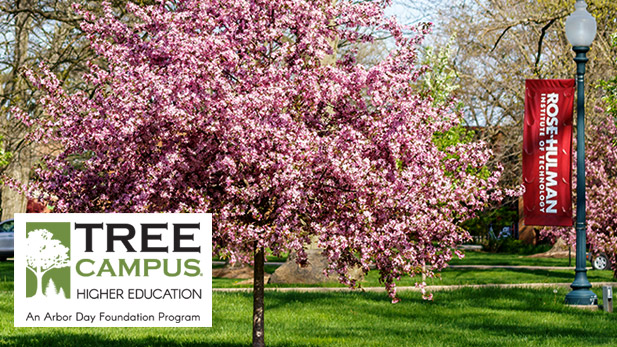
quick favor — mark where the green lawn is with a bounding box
[449,251,574,267]
[222,251,578,267]
[3,259,617,345]
[2,286,617,346]
[211,252,615,288]
[0,262,12,292]
[376,267,615,287]
[5,255,614,290]
[213,267,616,288]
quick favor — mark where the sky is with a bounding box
[385,1,437,26]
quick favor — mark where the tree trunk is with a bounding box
[252,244,265,347]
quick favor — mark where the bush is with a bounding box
[461,205,517,240]
[484,238,552,255]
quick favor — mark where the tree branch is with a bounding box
[490,25,513,53]
[0,6,83,25]
[534,18,557,69]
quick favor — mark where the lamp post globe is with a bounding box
[564,0,598,306]
[565,0,597,47]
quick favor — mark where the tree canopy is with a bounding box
[22,0,504,344]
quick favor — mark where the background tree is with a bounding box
[0,0,88,219]
[23,1,502,344]
[430,0,617,201]
[25,228,69,297]
[0,0,156,219]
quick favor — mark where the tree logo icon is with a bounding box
[25,223,71,299]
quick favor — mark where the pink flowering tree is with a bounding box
[585,111,617,274]
[20,0,502,344]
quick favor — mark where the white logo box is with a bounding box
[14,213,212,327]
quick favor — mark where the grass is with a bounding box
[449,251,574,267]
[220,251,578,267]
[425,267,614,285]
[213,267,616,288]
[0,262,13,292]
[6,253,614,290]
[3,257,617,345]
[2,285,617,346]
[210,252,615,289]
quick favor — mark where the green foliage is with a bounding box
[420,34,460,107]
[0,136,12,181]
[0,136,11,168]
[433,124,475,152]
[460,205,517,237]
[422,35,470,153]
[432,125,495,180]
[422,35,494,183]
[484,238,552,255]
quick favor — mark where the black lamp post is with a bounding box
[564,0,598,306]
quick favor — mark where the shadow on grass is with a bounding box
[0,261,14,292]
[4,264,617,345]
[3,332,245,347]
[3,289,617,346]
[2,329,318,347]
[257,288,617,344]
[431,267,614,286]
[448,252,571,267]
[0,261,14,281]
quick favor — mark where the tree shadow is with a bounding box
[257,288,617,344]
[0,260,14,281]
[4,331,248,347]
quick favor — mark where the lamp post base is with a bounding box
[565,289,598,305]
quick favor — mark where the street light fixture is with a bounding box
[564,0,598,306]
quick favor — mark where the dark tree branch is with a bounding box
[490,26,512,53]
[535,18,557,69]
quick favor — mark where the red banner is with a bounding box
[523,79,574,226]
